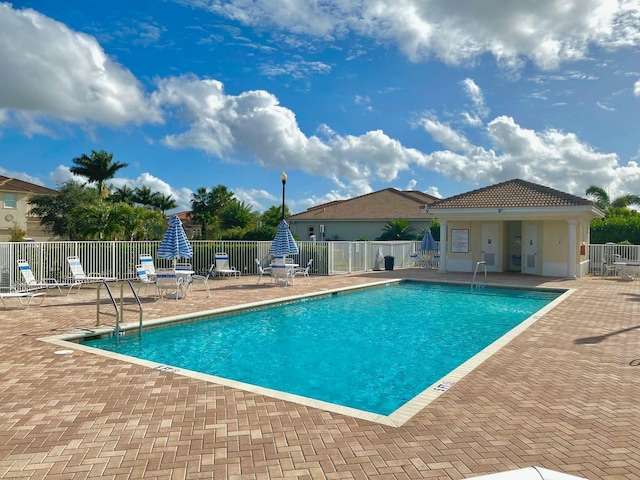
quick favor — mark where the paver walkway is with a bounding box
[0,269,639,479]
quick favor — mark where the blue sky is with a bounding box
[2,1,640,214]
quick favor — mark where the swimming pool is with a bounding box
[80,281,564,424]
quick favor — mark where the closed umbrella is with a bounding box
[270,220,299,256]
[421,228,437,252]
[158,215,193,265]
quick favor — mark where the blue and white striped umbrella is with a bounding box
[158,215,193,261]
[421,228,437,252]
[269,219,299,255]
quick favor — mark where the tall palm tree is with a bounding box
[585,185,640,212]
[190,187,215,238]
[70,150,128,198]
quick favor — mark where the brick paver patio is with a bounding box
[1,268,639,479]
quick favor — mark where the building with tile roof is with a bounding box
[288,188,438,241]
[0,176,58,241]
[420,179,605,278]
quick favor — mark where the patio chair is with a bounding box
[271,257,293,286]
[67,256,117,285]
[191,274,211,298]
[292,259,313,284]
[211,253,240,278]
[139,254,157,279]
[135,264,157,298]
[17,259,81,295]
[602,260,619,277]
[155,268,186,300]
[255,259,273,285]
[0,291,46,309]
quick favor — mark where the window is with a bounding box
[3,193,17,209]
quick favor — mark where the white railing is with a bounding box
[588,243,640,275]
[0,239,428,292]
[3,240,630,291]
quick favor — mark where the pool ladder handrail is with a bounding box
[96,280,143,343]
[471,261,487,291]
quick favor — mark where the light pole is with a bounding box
[280,171,287,221]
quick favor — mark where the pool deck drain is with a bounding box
[2,269,640,479]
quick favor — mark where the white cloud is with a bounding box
[597,101,615,111]
[153,74,431,193]
[418,117,473,152]
[635,79,640,96]
[0,3,161,134]
[259,59,331,79]
[417,113,640,198]
[183,0,640,70]
[405,179,417,190]
[233,187,278,213]
[460,78,489,117]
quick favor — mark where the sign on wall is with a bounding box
[451,229,469,253]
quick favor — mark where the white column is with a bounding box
[439,220,448,273]
[566,219,577,279]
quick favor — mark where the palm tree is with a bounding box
[190,187,213,238]
[110,185,136,205]
[378,218,416,240]
[133,186,157,207]
[221,199,257,229]
[70,150,128,198]
[151,194,177,215]
[585,185,640,212]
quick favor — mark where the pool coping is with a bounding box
[40,279,574,428]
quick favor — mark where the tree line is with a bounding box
[586,185,640,244]
[26,150,288,241]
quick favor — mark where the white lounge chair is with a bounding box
[67,256,117,285]
[211,253,240,278]
[255,259,273,285]
[0,291,46,309]
[155,268,186,300]
[17,259,80,295]
[292,259,313,284]
[135,264,157,297]
[139,254,157,279]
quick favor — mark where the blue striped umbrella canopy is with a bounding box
[421,228,437,252]
[158,215,193,261]
[269,220,299,255]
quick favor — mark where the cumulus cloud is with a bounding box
[0,3,161,134]
[184,0,640,69]
[416,112,640,198]
[152,74,431,193]
[635,79,640,96]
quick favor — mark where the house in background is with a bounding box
[0,176,58,242]
[288,188,438,241]
[170,211,201,239]
[422,179,605,278]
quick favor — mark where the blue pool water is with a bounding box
[85,282,561,416]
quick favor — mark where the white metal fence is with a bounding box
[588,243,640,275]
[3,240,634,292]
[0,240,426,292]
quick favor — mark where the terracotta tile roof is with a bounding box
[289,188,439,220]
[426,179,597,209]
[0,176,58,195]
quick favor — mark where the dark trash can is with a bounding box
[384,256,395,271]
